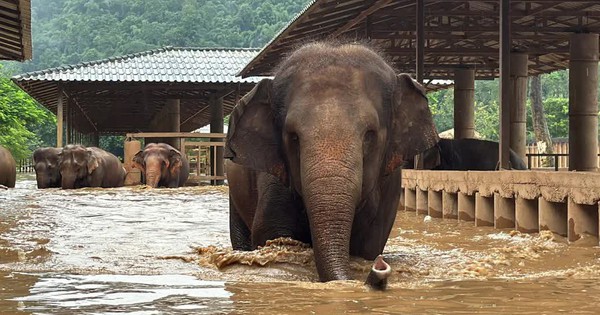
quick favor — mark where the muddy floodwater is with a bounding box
[2,174,600,314]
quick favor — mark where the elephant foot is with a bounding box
[0,185,8,190]
[364,255,391,291]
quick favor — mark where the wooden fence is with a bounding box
[17,158,34,173]
[525,140,600,170]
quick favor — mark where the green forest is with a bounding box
[0,0,579,160]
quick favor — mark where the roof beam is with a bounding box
[328,0,395,38]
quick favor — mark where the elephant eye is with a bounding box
[364,130,377,144]
[289,133,299,142]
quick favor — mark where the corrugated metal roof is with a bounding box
[14,47,262,83]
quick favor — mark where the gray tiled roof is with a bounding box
[13,47,262,83]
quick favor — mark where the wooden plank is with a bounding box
[184,142,225,147]
[126,132,226,138]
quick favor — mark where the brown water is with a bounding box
[1,174,600,314]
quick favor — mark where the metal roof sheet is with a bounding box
[14,47,262,83]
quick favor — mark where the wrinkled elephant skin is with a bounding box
[59,144,126,189]
[33,147,62,189]
[225,42,438,282]
[0,145,16,188]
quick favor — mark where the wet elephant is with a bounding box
[225,42,438,282]
[132,143,189,188]
[33,147,62,188]
[405,138,528,170]
[0,145,16,188]
[59,144,126,189]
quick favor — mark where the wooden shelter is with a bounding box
[12,47,262,142]
[239,0,600,171]
[0,0,31,61]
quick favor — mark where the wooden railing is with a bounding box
[526,153,600,171]
[17,158,34,173]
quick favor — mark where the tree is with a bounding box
[529,75,554,167]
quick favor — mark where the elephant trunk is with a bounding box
[144,158,162,188]
[302,149,362,282]
[61,173,77,189]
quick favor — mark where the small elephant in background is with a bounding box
[132,143,189,188]
[33,147,62,188]
[59,144,126,189]
[0,145,16,188]
[405,138,528,170]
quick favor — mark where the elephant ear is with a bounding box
[225,78,287,183]
[132,151,145,174]
[386,74,439,174]
[86,149,100,175]
[168,148,183,177]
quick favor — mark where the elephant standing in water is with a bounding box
[405,138,528,170]
[226,42,438,283]
[0,145,16,188]
[132,143,189,188]
[33,147,62,188]
[59,144,126,189]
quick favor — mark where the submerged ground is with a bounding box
[1,174,600,314]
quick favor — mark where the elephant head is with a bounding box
[33,147,62,188]
[132,143,183,188]
[59,145,99,189]
[226,42,438,281]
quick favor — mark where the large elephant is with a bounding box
[33,147,62,188]
[59,144,126,189]
[405,138,528,170]
[0,145,16,188]
[132,143,189,188]
[225,42,438,282]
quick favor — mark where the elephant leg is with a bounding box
[251,173,310,248]
[229,197,252,251]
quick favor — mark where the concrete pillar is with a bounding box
[567,198,599,243]
[498,0,511,169]
[56,91,63,148]
[475,193,494,226]
[416,188,428,215]
[569,33,599,172]
[494,193,515,229]
[516,197,539,233]
[405,188,416,211]
[453,69,475,139]
[399,187,405,211]
[539,198,567,236]
[210,95,224,185]
[510,53,528,161]
[123,140,142,186]
[442,191,458,219]
[428,190,443,218]
[458,192,475,221]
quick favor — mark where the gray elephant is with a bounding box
[59,144,126,189]
[0,145,16,188]
[33,147,62,188]
[225,42,438,282]
[405,138,527,170]
[132,143,189,188]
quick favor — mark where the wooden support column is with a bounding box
[453,69,475,139]
[65,97,71,145]
[499,0,511,169]
[92,132,100,147]
[166,99,181,150]
[56,90,64,148]
[210,95,224,185]
[569,33,599,172]
[510,53,528,161]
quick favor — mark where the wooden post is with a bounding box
[56,90,64,148]
[210,95,224,185]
